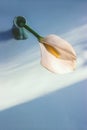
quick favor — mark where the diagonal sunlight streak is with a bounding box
[61,24,87,45]
[0,24,87,111]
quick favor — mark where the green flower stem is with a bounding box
[24,24,43,41]
[15,16,43,41]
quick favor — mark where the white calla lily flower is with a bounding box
[23,23,76,74]
[39,34,76,74]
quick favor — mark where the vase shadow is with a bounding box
[0,29,14,42]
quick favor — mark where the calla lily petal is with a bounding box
[39,34,76,74]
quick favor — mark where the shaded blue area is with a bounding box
[0,80,87,130]
[0,0,87,34]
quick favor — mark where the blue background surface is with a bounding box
[0,0,87,130]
